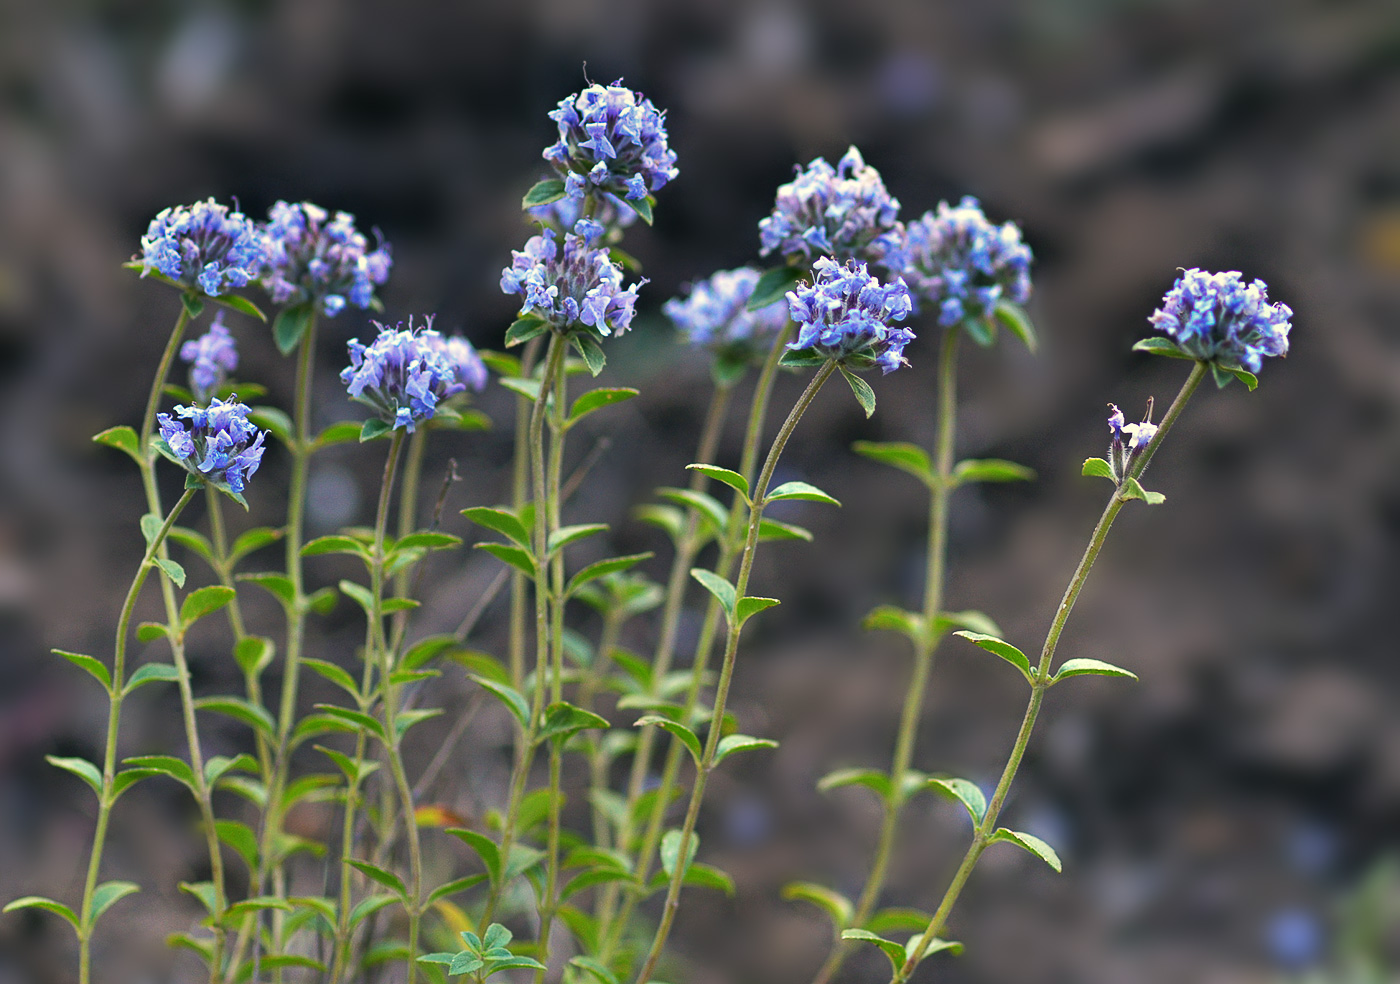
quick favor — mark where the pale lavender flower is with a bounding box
[1107,401,1157,483]
[543,81,678,203]
[1149,268,1291,373]
[786,257,914,373]
[428,333,489,393]
[341,318,466,433]
[903,196,1032,326]
[260,201,392,317]
[139,198,265,297]
[157,396,266,493]
[179,312,238,400]
[663,267,788,354]
[500,222,644,339]
[528,182,636,236]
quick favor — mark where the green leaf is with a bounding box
[816,768,891,800]
[568,388,639,429]
[572,333,607,376]
[316,744,379,785]
[537,701,610,745]
[301,535,369,558]
[1052,658,1138,683]
[765,481,840,506]
[194,695,277,740]
[953,630,1034,684]
[273,303,315,356]
[961,310,996,346]
[249,406,294,446]
[655,487,728,535]
[686,463,749,500]
[180,585,235,627]
[933,609,1003,638]
[757,517,813,542]
[215,819,260,872]
[780,348,829,368]
[713,734,777,766]
[660,829,697,880]
[52,649,111,691]
[93,425,142,465]
[166,525,216,566]
[1082,457,1115,480]
[344,858,408,900]
[748,265,805,312]
[502,314,550,349]
[135,622,168,643]
[471,675,530,730]
[1121,476,1165,505]
[239,572,295,609]
[313,704,388,743]
[921,777,987,824]
[840,929,907,974]
[122,754,196,792]
[952,458,1036,484]
[476,542,536,578]
[564,552,651,596]
[123,662,180,694]
[840,367,876,418]
[90,881,140,923]
[46,755,102,796]
[993,299,1037,352]
[403,634,460,670]
[865,907,935,935]
[499,376,543,402]
[547,523,608,556]
[203,754,256,787]
[522,177,567,208]
[153,557,186,588]
[781,882,853,930]
[211,293,266,322]
[347,893,399,929]
[233,635,275,677]
[313,420,364,449]
[863,606,926,646]
[624,194,654,225]
[1215,364,1258,390]
[181,292,204,319]
[683,862,737,895]
[989,828,1063,872]
[851,441,933,486]
[734,596,779,627]
[139,513,163,549]
[1131,336,1192,360]
[569,956,621,984]
[463,506,532,548]
[689,569,735,617]
[634,715,701,766]
[3,896,79,931]
[425,873,488,905]
[360,418,392,442]
[447,828,502,887]
[302,657,361,699]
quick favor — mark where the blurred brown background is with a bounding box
[2,1,1399,982]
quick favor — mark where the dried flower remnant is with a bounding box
[260,201,392,317]
[786,257,915,373]
[139,198,265,298]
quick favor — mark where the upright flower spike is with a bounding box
[664,267,789,369]
[543,80,678,208]
[341,318,467,436]
[500,221,645,343]
[179,311,239,402]
[138,198,265,298]
[903,196,1033,340]
[759,146,906,275]
[786,257,914,374]
[156,396,267,498]
[1148,268,1292,376]
[259,201,393,318]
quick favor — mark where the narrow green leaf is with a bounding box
[166,526,216,566]
[315,744,379,785]
[93,425,142,465]
[564,552,652,596]
[840,367,877,418]
[335,579,374,617]
[989,828,1063,872]
[757,517,813,542]
[215,819,260,872]
[734,596,779,627]
[248,406,294,447]
[689,569,735,617]
[3,896,79,931]
[686,463,749,499]
[359,418,392,442]
[712,734,777,766]
[569,955,621,984]
[625,194,654,225]
[993,299,1037,352]
[537,701,610,745]
[403,634,459,670]
[312,704,388,743]
[765,481,840,506]
[840,929,907,974]
[462,506,532,548]
[660,829,697,880]
[179,880,217,915]
[394,531,461,551]
[301,535,369,558]
[851,440,933,485]
[395,707,443,741]
[1052,657,1138,683]
[203,753,256,787]
[238,572,295,609]
[504,314,550,348]
[272,303,314,355]
[865,907,935,935]
[816,768,891,800]
[863,606,926,646]
[446,828,502,887]
[547,523,608,556]
[568,387,638,424]
[952,458,1036,484]
[476,542,536,578]
[953,630,1034,684]
[233,635,275,677]
[211,293,266,322]
[122,754,196,791]
[683,862,736,895]
[344,858,408,900]
[498,376,543,401]
[90,881,140,923]
[135,622,168,643]
[522,177,567,207]
[1131,336,1193,360]
[348,893,400,928]
[194,695,278,739]
[1082,457,1115,480]
[153,557,186,588]
[302,657,361,699]
[46,755,101,796]
[748,265,805,312]
[1217,364,1258,390]
[921,777,987,824]
[52,649,111,691]
[425,873,488,905]
[1121,476,1166,505]
[180,585,235,627]
[471,675,530,730]
[932,609,1002,639]
[181,292,204,319]
[123,662,181,694]
[634,715,701,766]
[782,882,853,930]
[572,333,607,376]
[655,487,728,535]
[313,421,364,449]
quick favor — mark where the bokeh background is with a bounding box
[2,1,1400,982]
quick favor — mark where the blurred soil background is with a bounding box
[2,0,1400,982]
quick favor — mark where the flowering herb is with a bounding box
[156,396,267,501]
[529,182,636,239]
[341,319,467,438]
[260,201,392,318]
[178,312,239,402]
[543,80,678,213]
[903,196,1033,342]
[758,146,906,275]
[138,198,265,298]
[1146,268,1292,380]
[428,332,489,393]
[664,267,789,383]
[1106,401,1158,484]
[785,257,914,375]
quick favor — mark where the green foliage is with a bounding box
[953,630,1035,684]
[765,480,840,506]
[782,881,854,930]
[840,367,877,417]
[989,828,1062,872]
[747,265,805,311]
[852,441,934,486]
[1051,657,1138,683]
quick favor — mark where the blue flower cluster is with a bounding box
[157,397,267,493]
[544,81,678,203]
[1149,268,1292,373]
[758,147,906,274]
[428,333,489,393]
[341,320,467,432]
[500,224,644,338]
[786,257,915,373]
[180,312,239,400]
[139,198,265,298]
[663,267,789,353]
[903,196,1032,327]
[260,201,392,317]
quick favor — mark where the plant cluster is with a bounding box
[7,78,1291,984]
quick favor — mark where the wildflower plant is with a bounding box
[6,79,1297,984]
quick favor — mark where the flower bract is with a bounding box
[903,196,1032,328]
[544,81,678,204]
[260,201,392,317]
[500,223,644,339]
[341,319,467,433]
[157,396,266,494]
[180,312,238,401]
[139,198,265,298]
[1148,268,1291,373]
[786,257,915,373]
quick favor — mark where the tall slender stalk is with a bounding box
[892,361,1208,983]
[633,360,838,984]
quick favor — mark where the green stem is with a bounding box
[78,486,196,984]
[632,360,837,984]
[509,336,545,689]
[893,361,1208,982]
[811,328,961,984]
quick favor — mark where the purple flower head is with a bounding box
[786,257,915,373]
[156,396,266,494]
[663,267,789,355]
[759,147,906,275]
[543,81,678,205]
[139,198,265,297]
[180,312,239,401]
[903,196,1032,328]
[500,222,645,339]
[529,181,636,238]
[1149,268,1291,374]
[340,317,466,433]
[259,201,392,317]
[427,332,489,393]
